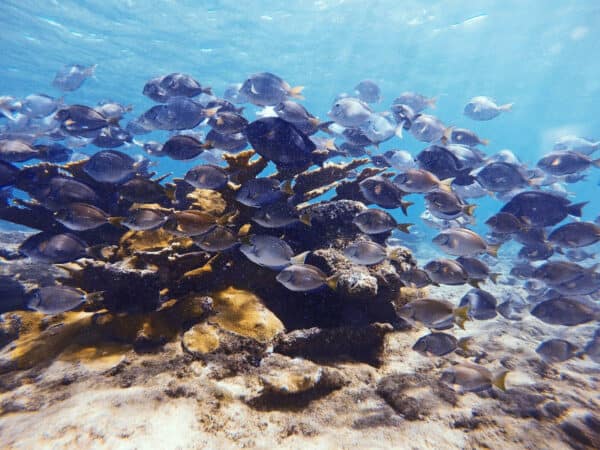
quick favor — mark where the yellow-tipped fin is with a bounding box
[592,158,600,168]
[280,179,294,195]
[288,85,304,99]
[217,210,238,226]
[326,274,339,291]
[463,204,477,217]
[203,107,220,117]
[427,96,438,109]
[499,103,513,112]
[165,184,177,201]
[489,273,500,284]
[442,126,453,144]
[396,223,413,234]
[290,251,310,265]
[85,291,105,303]
[479,138,490,146]
[468,279,481,289]
[486,243,501,258]
[108,217,124,227]
[400,200,414,216]
[308,117,320,127]
[237,223,252,237]
[298,213,312,227]
[492,370,509,391]
[453,305,470,329]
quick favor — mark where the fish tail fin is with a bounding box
[125,104,134,112]
[527,176,545,187]
[308,117,320,127]
[438,177,454,192]
[165,184,177,201]
[326,273,339,291]
[281,179,294,195]
[298,213,312,227]
[107,217,124,227]
[290,250,310,265]
[567,201,587,217]
[217,210,239,226]
[499,102,513,112]
[288,86,304,99]
[395,124,404,139]
[317,120,335,134]
[468,279,481,289]
[203,106,220,117]
[400,200,414,216]
[489,273,501,284]
[591,158,600,168]
[457,336,473,352]
[463,204,477,217]
[480,138,490,146]
[86,291,105,303]
[442,126,453,144]
[427,96,438,109]
[486,243,501,258]
[492,370,509,391]
[202,87,214,96]
[86,64,98,78]
[454,305,470,329]
[396,223,413,234]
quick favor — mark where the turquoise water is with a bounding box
[2,1,599,227]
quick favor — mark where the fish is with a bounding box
[119,207,171,231]
[0,139,44,162]
[497,292,528,321]
[392,92,436,113]
[240,72,303,106]
[456,256,499,286]
[530,297,600,326]
[0,160,19,187]
[21,93,63,118]
[536,339,581,363]
[84,150,147,184]
[276,263,337,292]
[518,243,554,261]
[55,105,109,137]
[537,151,600,176]
[343,240,402,266]
[161,135,208,160]
[474,161,533,193]
[440,362,508,392]
[359,176,412,213]
[92,125,132,148]
[425,190,476,220]
[459,288,497,320]
[119,177,174,203]
[584,329,600,363]
[485,212,526,234]
[398,298,469,330]
[193,226,238,252]
[20,232,87,263]
[433,228,500,257]
[33,176,100,210]
[409,114,446,142]
[27,285,101,315]
[532,261,597,286]
[443,127,489,146]
[327,97,373,127]
[412,332,458,356]
[500,191,586,228]
[156,97,213,130]
[33,143,73,163]
[184,164,229,190]
[0,275,28,313]
[354,80,382,103]
[207,111,248,134]
[52,64,96,91]
[424,258,469,286]
[393,168,452,193]
[244,117,317,168]
[352,209,412,234]
[235,177,290,208]
[239,235,296,270]
[95,101,132,121]
[390,103,416,129]
[143,73,211,102]
[205,129,248,152]
[463,96,513,121]
[416,145,465,180]
[548,221,600,248]
[164,210,221,237]
[54,202,115,231]
[398,268,435,288]
[382,150,417,171]
[361,113,400,143]
[251,202,311,228]
[553,135,599,155]
[551,271,600,296]
[223,83,248,104]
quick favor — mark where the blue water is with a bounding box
[1,0,599,230]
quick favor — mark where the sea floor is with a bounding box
[1,277,599,450]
